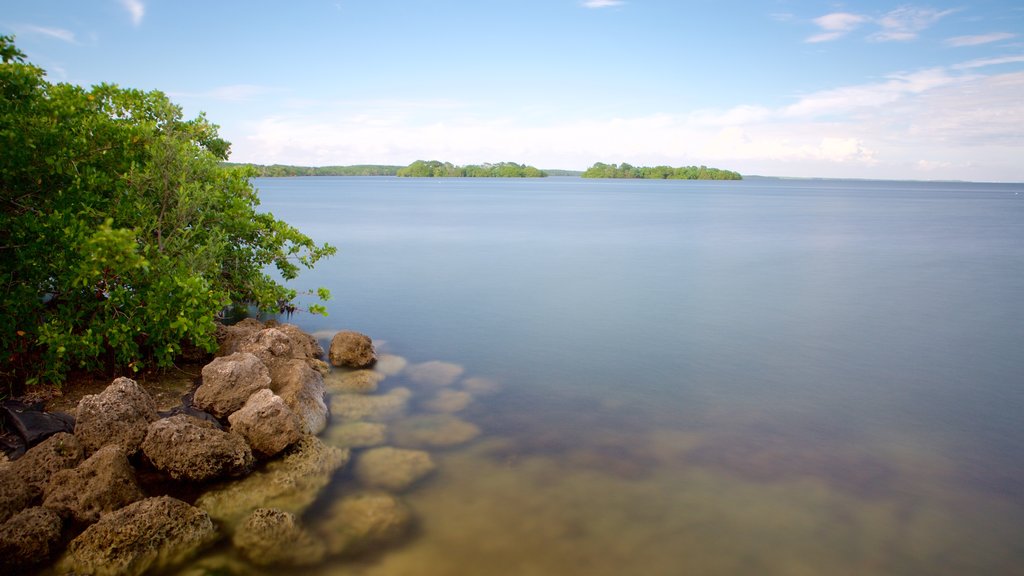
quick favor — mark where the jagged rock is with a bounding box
[196,436,349,530]
[0,506,63,571]
[215,318,265,356]
[61,496,218,576]
[43,444,144,524]
[227,389,302,458]
[10,432,82,491]
[272,359,328,435]
[391,414,481,449]
[328,331,376,369]
[74,377,158,456]
[274,323,325,360]
[324,369,384,394]
[406,360,464,388]
[330,387,412,422]
[194,352,272,418]
[237,328,307,378]
[374,354,408,376]
[423,388,473,413]
[354,447,435,492]
[324,421,388,449]
[232,508,326,566]
[316,491,412,557]
[141,415,253,482]
[0,468,40,524]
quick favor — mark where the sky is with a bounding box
[2,0,1023,181]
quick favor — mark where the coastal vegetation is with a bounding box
[0,36,334,389]
[397,160,547,178]
[582,162,742,180]
[225,163,403,177]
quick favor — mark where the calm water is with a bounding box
[251,176,1024,575]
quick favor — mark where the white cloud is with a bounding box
[581,0,624,9]
[870,7,957,42]
[952,55,1024,70]
[806,12,869,43]
[945,32,1016,47]
[120,0,145,26]
[15,24,77,43]
[783,68,959,118]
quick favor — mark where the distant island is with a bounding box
[582,162,742,180]
[397,160,547,178]
[224,163,404,177]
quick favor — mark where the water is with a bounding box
[251,176,1024,575]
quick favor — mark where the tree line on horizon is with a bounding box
[582,162,742,180]
[397,160,547,178]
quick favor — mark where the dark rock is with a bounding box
[194,352,272,419]
[10,432,83,491]
[2,400,75,446]
[0,506,63,571]
[232,508,326,566]
[141,414,254,482]
[74,377,159,456]
[43,444,144,524]
[227,389,302,458]
[0,468,41,524]
[61,496,219,576]
[328,331,377,369]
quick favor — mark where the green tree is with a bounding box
[0,36,335,387]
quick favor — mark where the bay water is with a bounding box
[251,176,1024,575]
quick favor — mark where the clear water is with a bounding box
[253,176,1024,575]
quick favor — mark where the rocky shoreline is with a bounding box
[0,320,495,575]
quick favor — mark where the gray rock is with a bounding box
[194,352,272,418]
[196,436,349,530]
[43,444,144,524]
[141,414,254,482]
[232,508,326,566]
[74,377,158,456]
[330,387,412,422]
[0,506,63,571]
[316,491,412,557]
[328,331,376,369]
[227,389,303,458]
[10,431,82,491]
[61,496,219,576]
[354,447,435,492]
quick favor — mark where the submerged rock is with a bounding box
[324,421,388,449]
[391,414,481,449]
[324,369,385,394]
[374,354,408,377]
[317,491,412,557]
[423,388,473,413]
[194,352,272,419]
[461,376,502,396]
[406,360,464,388]
[0,506,63,571]
[330,387,412,422]
[141,415,254,482]
[43,444,144,524]
[227,389,303,458]
[354,447,435,492]
[328,331,377,369]
[61,496,219,576]
[74,377,159,456]
[232,508,326,566]
[196,436,349,529]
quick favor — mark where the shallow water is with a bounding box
[218,176,1024,574]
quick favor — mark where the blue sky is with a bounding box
[3,1,1023,181]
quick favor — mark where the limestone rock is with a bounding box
[43,444,144,524]
[374,354,408,376]
[354,447,435,492]
[236,328,306,378]
[215,318,265,356]
[0,506,63,571]
[324,369,384,394]
[232,508,326,566]
[141,415,254,482]
[330,387,412,422]
[328,331,376,369]
[316,491,412,557]
[10,431,83,491]
[272,359,328,435]
[74,377,158,456]
[194,352,272,418]
[274,323,325,360]
[324,421,388,449]
[461,376,502,395]
[228,389,302,458]
[62,496,218,576]
[423,388,473,413]
[391,414,481,449]
[406,360,464,388]
[0,468,41,524]
[196,436,349,529]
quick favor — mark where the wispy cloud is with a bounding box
[120,0,145,26]
[952,55,1024,70]
[806,12,869,43]
[870,7,957,42]
[15,24,77,43]
[581,0,624,9]
[945,32,1016,47]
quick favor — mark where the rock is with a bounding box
[74,377,159,456]
[461,376,502,395]
[423,388,473,413]
[0,506,63,571]
[391,414,481,449]
[406,360,464,388]
[43,444,144,524]
[196,436,349,529]
[0,468,41,524]
[10,432,83,491]
[324,369,384,394]
[237,328,308,378]
[330,387,412,422]
[141,415,254,482]
[194,352,272,418]
[227,389,302,458]
[215,318,265,356]
[328,331,376,369]
[354,447,435,492]
[1,400,75,446]
[232,508,326,566]
[316,491,412,557]
[272,359,328,435]
[374,354,408,376]
[274,323,325,360]
[324,421,388,449]
[61,496,218,576]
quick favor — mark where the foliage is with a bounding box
[397,160,547,178]
[226,163,404,177]
[0,36,335,387]
[581,162,742,180]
